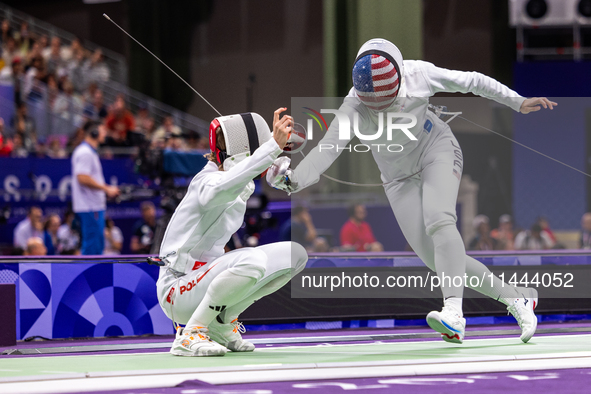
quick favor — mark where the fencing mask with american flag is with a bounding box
[352,38,404,111]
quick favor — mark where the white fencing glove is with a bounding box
[266,156,299,194]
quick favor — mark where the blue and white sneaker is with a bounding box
[426,306,466,344]
[508,287,538,343]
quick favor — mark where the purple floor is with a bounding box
[81,369,591,394]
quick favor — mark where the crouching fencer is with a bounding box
[272,38,556,344]
[156,108,308,357]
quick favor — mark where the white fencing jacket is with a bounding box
[157,138,282,277]
[293,38,527,187]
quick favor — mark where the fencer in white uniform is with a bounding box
[274,38,556,344]
[157,109,308,356]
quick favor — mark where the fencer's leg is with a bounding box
[208,242,308,352]
[386,174,528,306]
[185,249,267,328]
[421,161,466,303]
[218,241,308,323]
[464,256,520,303]
[385,178,464,343]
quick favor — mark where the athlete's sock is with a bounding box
[432,224,466,300]
[186,271,257,328]
[218,271,291,323]
[464,256,520,306]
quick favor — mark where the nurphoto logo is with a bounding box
[302,108,418,153]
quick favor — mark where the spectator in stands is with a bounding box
[43,214,61,255]
[10,132,28,158]
[67,126,85,150]
[580,212,591,249]
[83,48,110,85]
[83,89,108,121]
[11,102,36,148]
[62,37,82,63]
[104,217,123,255]
[490,214,515,250]
[24,237,47,256]
[45,36,66,76]
[196,134,209,150]
[57,210,80,254]
[536,216,557,244]
[468,214,498,251]
[36,35,48,58]
[340,204,384,252]
[105,95,135,146]
[514,223,555,250]
[0,19,13,45]
[279,206,319,250]
[0,118,13,157]
[134,103,150,126]
[14,21,32,55]
[10,58,24,105]
[34,140,47,158]
[23,56,45,101]
[24,40,42,67]
[13,206,44,251]
[130,201,157,254]
[165,134,186,151]
[46,136,66,158]
[68,49,87,93]
[184,130,202,151]
[71,122,120,254]
[152,116,181,144]
[1,36,18,67]
[53,78,84,130]
[312,237,331,253]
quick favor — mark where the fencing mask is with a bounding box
[352,38,404,111]
[209,112,272,173]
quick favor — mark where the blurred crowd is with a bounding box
[11,201,158,256]
[468,212,591,251]
[0,19,208,159]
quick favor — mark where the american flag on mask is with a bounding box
[352,54,400,110]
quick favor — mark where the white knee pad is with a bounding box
[227,248,267,281]
[290,242,309,275]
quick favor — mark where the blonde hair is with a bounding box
[204,127,226,169]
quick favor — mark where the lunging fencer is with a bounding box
[273,38,557,344]
[156,109,308,357]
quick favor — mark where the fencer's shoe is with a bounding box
[208,318,255,352]
[426,306,466,344]
[507,287,538,343]
[170,326,228,357]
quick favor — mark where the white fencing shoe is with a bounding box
[507,287,538,343]
[426,306,466,344]
[170,326,228,357]
[208,319,255,352]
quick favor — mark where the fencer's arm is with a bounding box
[198,139,282,207]
[420,61,526,112]
[291,116,353,191]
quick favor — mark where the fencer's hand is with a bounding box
[266,156,299,193]
[520,97,557,114]
[104,185,120,199]
[273,107,292,149]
